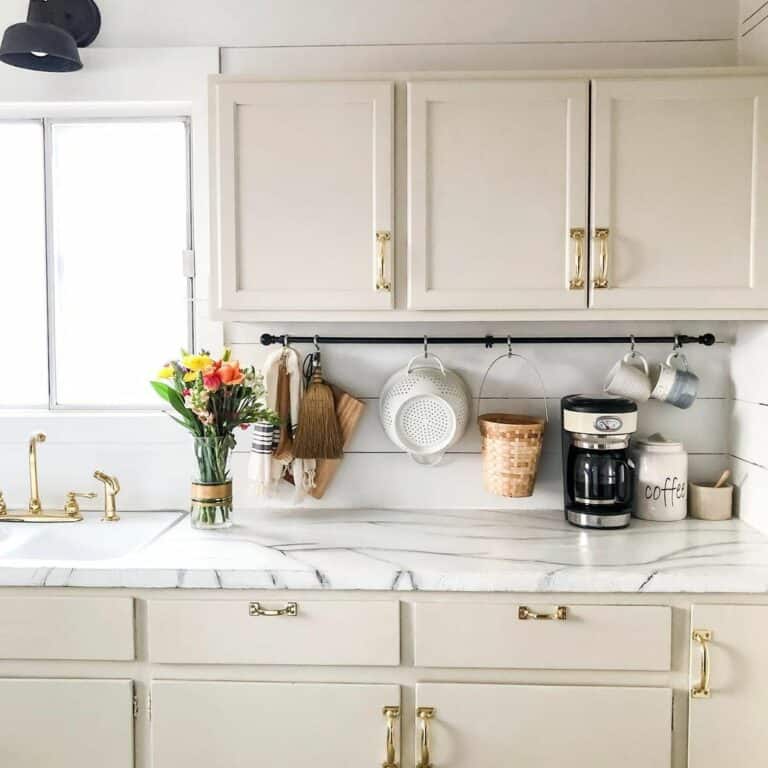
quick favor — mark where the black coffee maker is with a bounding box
[561,394,638,529]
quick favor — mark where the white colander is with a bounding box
[380,353,470,465]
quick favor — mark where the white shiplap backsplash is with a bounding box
[730,322,768,534]
[228,320,733,511]
[0,321,732,515]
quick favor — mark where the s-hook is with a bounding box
[424,335,429,359]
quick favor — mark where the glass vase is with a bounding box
[190,436,234,529]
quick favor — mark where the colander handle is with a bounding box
[407,353,447,376]
[477,352,549,423]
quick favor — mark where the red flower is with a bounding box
[203,372,222,392]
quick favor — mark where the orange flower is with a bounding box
[219,361,245,386]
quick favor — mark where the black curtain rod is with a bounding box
[260,332,717,348]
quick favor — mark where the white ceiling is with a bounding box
[0,0,741,48]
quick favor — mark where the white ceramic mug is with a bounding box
[604,352,651,402]
[650,352,699,409]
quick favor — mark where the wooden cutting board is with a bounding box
[309,387,366,499]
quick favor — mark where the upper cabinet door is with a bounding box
[407,79,588,310]
[591,76,768,309]
[211,80,394,312]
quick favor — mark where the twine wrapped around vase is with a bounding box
[477,345,549,498]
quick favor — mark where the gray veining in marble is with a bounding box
[1,509,767,592]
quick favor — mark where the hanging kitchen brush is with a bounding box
[293,339,344,460]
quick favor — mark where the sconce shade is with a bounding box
[0,0,100,73]
[0,21,82,71]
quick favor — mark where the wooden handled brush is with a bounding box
[293,355,344,459]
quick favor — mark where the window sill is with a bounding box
[0,409,189,445]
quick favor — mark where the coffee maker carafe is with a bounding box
[561,394,638,529]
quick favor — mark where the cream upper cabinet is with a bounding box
[407,79,589,310]
[211,79,394,312]
[689,605,768,767]
[590,76,768,309]
[0,679,133,768]
[152,681,400,768]
[416,683,671,767]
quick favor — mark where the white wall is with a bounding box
[730,323,768,533]
[0,0,747,516]
[739,0,768,62]
[0,1,740,48]
[733,3,768,532]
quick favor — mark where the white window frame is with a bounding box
[42,114,195,411]
[0,47,222,428]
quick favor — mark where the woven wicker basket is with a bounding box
[479,414,545,497]
[477,347,549,498]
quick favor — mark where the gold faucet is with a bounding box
[94,471,121,522]
[0,432,104,523]
[28,432,46,514]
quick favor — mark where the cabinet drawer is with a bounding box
[147,599,400,665]
[414,602,670,670]
[0,597,134,661]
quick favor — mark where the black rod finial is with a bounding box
[700,333,716,346]
[260,333,276,346]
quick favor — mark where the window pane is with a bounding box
[0,122,48,406]
[51,120,190,406]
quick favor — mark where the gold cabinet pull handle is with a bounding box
[376,230,392,292]
[416,707,435,768]
[593,228,610,288]
[248,601,298,617]
[569,228,585,289]
[691,629,712,699]
[518,605,568,621]
[382,706,400,768]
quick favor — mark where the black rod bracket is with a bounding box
[260,332,717,347]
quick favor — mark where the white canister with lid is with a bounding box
[632,433,688,521]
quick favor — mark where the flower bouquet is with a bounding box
[152,349,277,529]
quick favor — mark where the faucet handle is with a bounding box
[64,491,97,518]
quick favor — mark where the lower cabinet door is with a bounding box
[688,605,768,767]
[151,681,400,767]
[416,683,671,767]
[0,678,134,768]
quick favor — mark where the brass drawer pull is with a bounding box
[376,230,392,292]
[593,228,610,289]
[691,629,712,699]
[569,228,585,289]
[518,605,568,621]
[382,706,400,768]
[416,707,435,768]
[248,601,298,617]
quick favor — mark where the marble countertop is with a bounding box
[2,508,768,592]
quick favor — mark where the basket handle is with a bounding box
[407,353,447,376]
[477,350,549,423]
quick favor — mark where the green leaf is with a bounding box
[151,381,202,435]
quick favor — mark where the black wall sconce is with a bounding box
[0,0,101,72]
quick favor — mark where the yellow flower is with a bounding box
[182,354,213,372]
[183,371,198,383]
[157,366,174,379]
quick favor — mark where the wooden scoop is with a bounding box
[714,469,731,489]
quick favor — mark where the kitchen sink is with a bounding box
[0,511,183,562]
